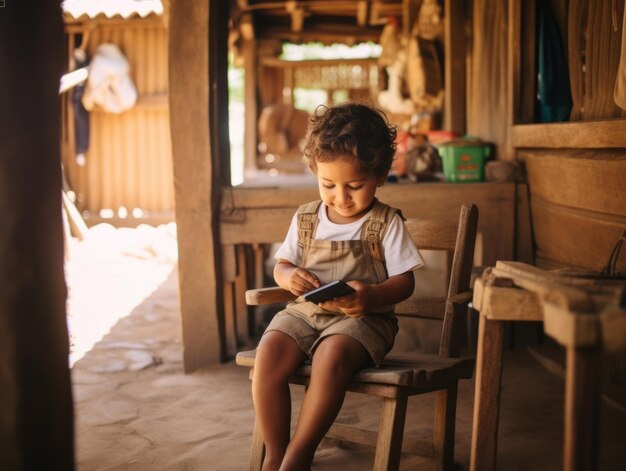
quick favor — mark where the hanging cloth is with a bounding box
[71,49,90,160]
[82,43,137,114]
[537,2,573,122]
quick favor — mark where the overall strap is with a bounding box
[296,200,322,266]
[360,199,401,263]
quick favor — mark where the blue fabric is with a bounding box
[536,2,572,122]
[72,52,90,155]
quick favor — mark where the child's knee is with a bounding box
[256,331,305,374]
[312,336,367,375]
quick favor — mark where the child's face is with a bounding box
[316,156,385,224]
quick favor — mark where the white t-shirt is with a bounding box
[274,203,424,277]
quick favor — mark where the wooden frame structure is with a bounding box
[168,1,626,380]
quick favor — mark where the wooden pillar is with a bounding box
[444,0,467,134]
[169,0,228,370]
[470,316,504,471]
[0,2,74,469]
[243,38,259,173]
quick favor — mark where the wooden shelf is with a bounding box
[511,120,626,149]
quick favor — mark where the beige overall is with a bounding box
[265,199,400,366]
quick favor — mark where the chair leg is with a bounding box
[373,394,408,471]
[433,383,458,471]
[250,416,265,471]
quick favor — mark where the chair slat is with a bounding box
[326,424,434,457]
[405,218,459,251]
[245,286,295,305]
[395,297,446,320]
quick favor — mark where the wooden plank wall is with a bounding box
[509,1,626,273]
[63,20,174,215]
[467,0,513,160]
[521,150,626,272]
[569,0,626,120]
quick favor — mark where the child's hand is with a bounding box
[319,281,372,318]
[288,267,321,296]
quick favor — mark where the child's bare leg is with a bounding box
[252,331,307,471]
[280,335,368,470]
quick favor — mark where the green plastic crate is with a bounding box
[438,139,491,183]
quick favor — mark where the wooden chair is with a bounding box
[236,203,479,471]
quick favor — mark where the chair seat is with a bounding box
[236,349,474,389]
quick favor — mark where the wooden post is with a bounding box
[564,346,601,471]
[243,38,259,173]
[444,0,467,134]
[470,315,504,471]
[169,0,228,370]
[0,2,74,469]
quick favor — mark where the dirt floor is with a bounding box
[68,224,626,470]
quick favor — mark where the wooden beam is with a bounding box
[356,1,369,26]
[210,0,232,186]
[243,39,259,172]
[0,1,74,468]
[286,1,306,32]
[563,346,601,471]
[474,280,544,321]
[515,183,534,264]
[519,0,536,123]
[443,0,467,134]
[508,0,521,133]
[512,120,626,148]
[169,0,227,370]
[469,315,504,471]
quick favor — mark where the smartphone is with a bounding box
[303,280,356,304]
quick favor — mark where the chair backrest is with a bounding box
[395,204,479,359]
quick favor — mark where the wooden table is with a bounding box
[469,261,626,471]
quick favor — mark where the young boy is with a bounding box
[252,103,424,471]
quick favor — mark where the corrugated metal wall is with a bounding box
[64,19,174,216]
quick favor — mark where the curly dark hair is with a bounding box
[302,102,397,177]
